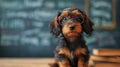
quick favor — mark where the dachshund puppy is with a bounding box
[49,8,93,67]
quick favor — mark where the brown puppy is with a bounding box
[49,8,93,67]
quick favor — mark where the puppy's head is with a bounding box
[50,8,93,40]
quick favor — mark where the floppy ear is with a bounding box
[49,12,61,37]
[82,14,94,35]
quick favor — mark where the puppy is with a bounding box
[49,8,93,67]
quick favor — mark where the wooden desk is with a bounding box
[0,58,54,67]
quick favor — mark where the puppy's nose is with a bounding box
[69,24,75,30]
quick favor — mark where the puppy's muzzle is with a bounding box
[65,19,75,30]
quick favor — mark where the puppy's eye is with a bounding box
[61,17,67,23]
[75,16,83,22]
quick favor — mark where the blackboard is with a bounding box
[0,0,119,57]
[0,0,85,57]
[86,0,116,29]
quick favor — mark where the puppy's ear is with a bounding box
[49,12,61,37]
[82,13,94,35]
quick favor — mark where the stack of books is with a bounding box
[89,49,120,67]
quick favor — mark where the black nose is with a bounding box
[69,25,75,30]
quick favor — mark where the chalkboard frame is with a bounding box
[85,0,116,30]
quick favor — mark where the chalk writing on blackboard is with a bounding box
[86,0,116,29]
[0,0,85,47]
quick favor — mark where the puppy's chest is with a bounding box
[58,47,86,59]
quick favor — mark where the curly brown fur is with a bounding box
[49,8,93,67]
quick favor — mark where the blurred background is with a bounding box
[0,0,120,57]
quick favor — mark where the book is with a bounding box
[90,55,120,63]
[93,49,120,56]
[94,62,120,67]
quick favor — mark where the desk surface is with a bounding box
[0,58,94,67]
[0,58,54,67]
